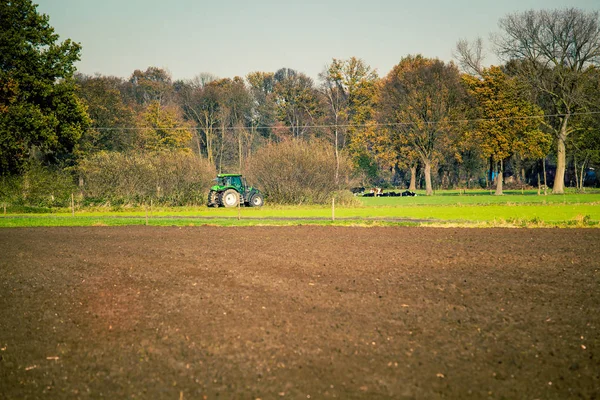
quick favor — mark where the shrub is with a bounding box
[78,151,215,205]
[0,163,77,208]
[332,190,362,207]
[246,139,354,204]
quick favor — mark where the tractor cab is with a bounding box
[216,174,245,192]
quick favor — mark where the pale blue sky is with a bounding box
[36,0,599,82]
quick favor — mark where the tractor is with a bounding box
[207,174,264,208]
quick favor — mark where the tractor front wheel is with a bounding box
[220,189,240,208]
[249,193,264,207]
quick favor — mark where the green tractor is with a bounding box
[207,174,264,208]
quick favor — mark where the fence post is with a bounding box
[332,197,335,222]
[71,193,75,217]
[238,197,241,221]
[145,203,148,226]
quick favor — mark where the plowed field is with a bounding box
[1,227,599,399]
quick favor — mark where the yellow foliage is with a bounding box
[462,66,551,162]
[139,101,193,151]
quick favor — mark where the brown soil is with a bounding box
[1,226,599,399]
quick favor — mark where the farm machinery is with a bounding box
[207,174,264,208]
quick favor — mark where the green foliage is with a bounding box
[0,0,89,174]
[354,153,380,183]
[0,162,76,207]
[75,74,139,154]
[0,174,21,205]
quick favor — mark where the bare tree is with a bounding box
[175,81,220,163]
[454,37,485,77]
[192,73,218,89]
[319,62,346,185]
[494,8,600,193]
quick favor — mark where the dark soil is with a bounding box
[1,226,599,399]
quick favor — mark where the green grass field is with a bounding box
[1,190,599,228]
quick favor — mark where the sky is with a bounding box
[36,0,599,82]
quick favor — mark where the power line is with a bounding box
[91,110,600,131]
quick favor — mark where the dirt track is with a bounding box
[1,226,599,399]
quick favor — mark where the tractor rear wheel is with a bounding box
[249,193,264,207]
[220,189,240,208]
[207,190,218,207]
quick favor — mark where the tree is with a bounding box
[569,122,600,190]
[463,66,551,195]
[320,57,379,184]
[454,37,485,77]
[212,77,253,172]
[138,101,192,151]
[568,66,600,190]
[247,71,276,141]
[176,77,220,163]
[272,68,322,138]
[379,55,466,195]
[125,67,174,107]
[494,8,600,193]
[75,74,138,154]
[0,0,89,174]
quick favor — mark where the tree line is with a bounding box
[1,1,599,207]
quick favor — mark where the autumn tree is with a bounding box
[138,101,192,151]
[376,128,420,190]
[463,66,551,195]
[379,55,466,195]
[320,57,379,184]
[0,0,89,174]
[494,8,600,193]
